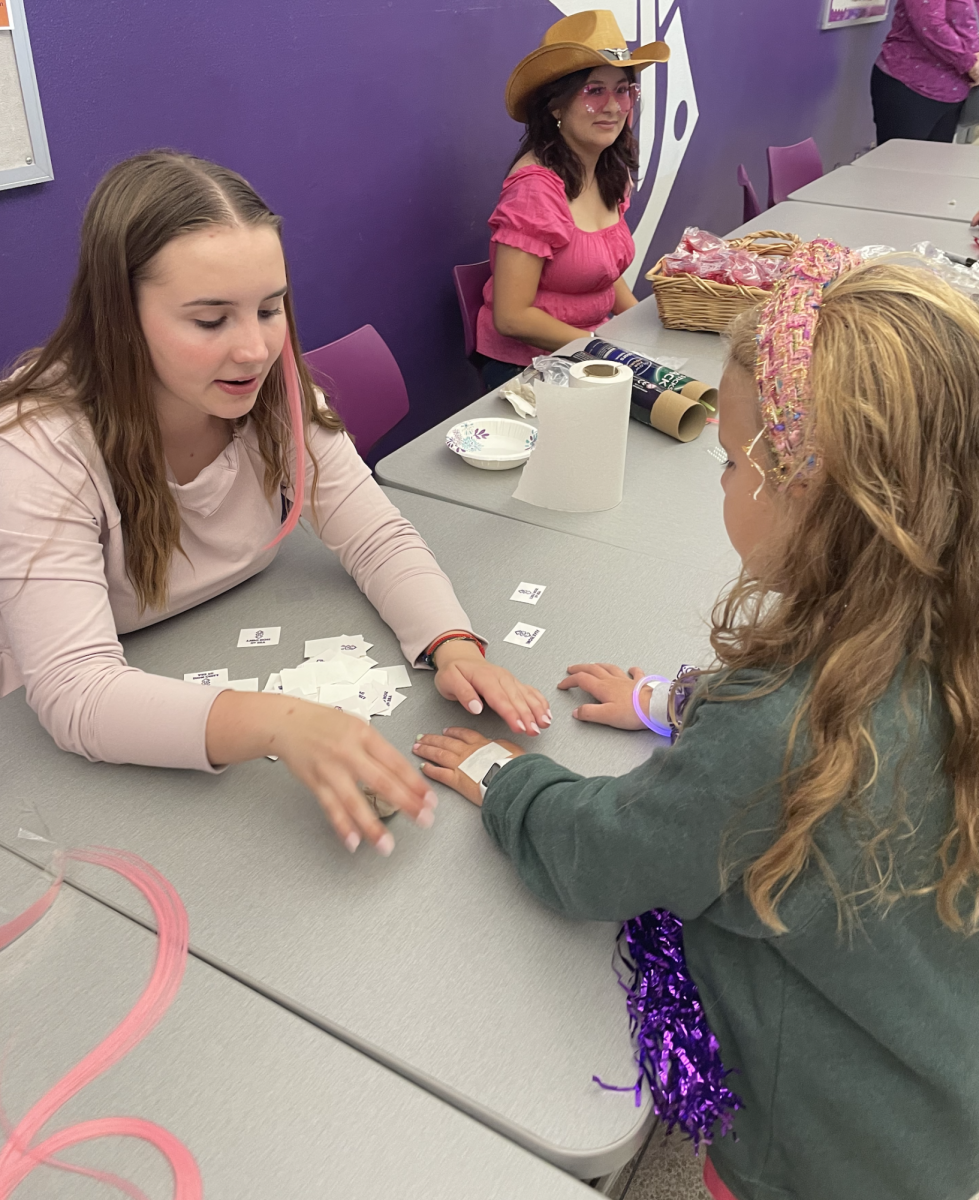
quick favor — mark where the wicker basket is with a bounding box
[646,231,801,333]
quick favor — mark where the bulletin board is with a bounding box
[821,0,891,28]
[0,0,53,190]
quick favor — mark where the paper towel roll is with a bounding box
[512,365,632,512]
[568,360,632,388]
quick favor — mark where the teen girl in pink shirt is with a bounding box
[0,151,548,857]
[476,12,667,393]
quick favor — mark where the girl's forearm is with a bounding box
[204,689,297,765]
[494,306,592,351]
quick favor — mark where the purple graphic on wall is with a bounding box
[0,0,890,459]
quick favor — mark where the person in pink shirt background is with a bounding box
[0,150,550,858]
[475,11,668,394]
[872,0,979,144]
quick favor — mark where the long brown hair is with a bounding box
[0,149,342,613]
[717,263,979,934]
[508,68,638,208]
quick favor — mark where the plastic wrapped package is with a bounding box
[660,227,788,290]
[857,242,979,302]
[531,355,574,385]
[679,227,727,255]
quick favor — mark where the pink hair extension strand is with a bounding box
[263,333,307,551]
[0,847,203,1199]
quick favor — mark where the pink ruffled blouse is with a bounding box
[476,165,635,367]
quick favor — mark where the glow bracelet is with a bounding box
[0,847,202,1198]
[632,674,672,737]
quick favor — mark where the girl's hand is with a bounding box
[412,727,525,806]
[206,691,437,855]
[557,662,651,730]
[432,638,551,735]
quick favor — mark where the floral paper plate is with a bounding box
[445,418,537,471]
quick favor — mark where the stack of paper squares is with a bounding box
[262,634,410,722]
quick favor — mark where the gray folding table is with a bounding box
[788,164,977,222]
[852,139,979,179]
[0,845,591,1198]
[375,306,738,575]
[728,198,976,257]
[376,200,977,559]
[0,489,727,1178]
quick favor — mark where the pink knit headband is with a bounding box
[754,238,861,487]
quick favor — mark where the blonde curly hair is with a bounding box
[716,263,979,934]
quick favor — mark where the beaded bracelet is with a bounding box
[422,632,486,668]
[633,666,702,741]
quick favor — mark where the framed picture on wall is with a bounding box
[0,0,53,190]
[821,0,891,28]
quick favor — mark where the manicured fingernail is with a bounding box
[545,709,553,722]
[415,734,425,743]
[540,713,552,726]
[572,709,579,719]
[424,790,439,809]
[376,832,395,857]
[345,832,361,853]
[415,807,435,828]
[529,722,541,735]
[468,699,483,714]
[516,720,527,732]
[412,742,421,752]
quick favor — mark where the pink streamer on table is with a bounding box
[263,333,307,550]
[0,847,202,1199]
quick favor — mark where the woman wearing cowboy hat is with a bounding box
[475,11,668,393]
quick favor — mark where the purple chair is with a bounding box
[303,325,409,457]
[452,260,492,360]
[767,137,823,207]
[737,163,762,223]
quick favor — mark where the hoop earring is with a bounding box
[744,430,767,500]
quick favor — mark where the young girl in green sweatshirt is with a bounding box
[414,244,979,1200]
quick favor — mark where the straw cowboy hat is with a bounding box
[506,10,669,123]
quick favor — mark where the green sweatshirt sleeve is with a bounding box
[481,669,802,923]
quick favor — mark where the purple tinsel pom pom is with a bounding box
[594,909,742,1148]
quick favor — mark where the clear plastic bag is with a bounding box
[660,227,786,290]
[0,802,60,913]
[857,241,979,301]
[530,355,573,386]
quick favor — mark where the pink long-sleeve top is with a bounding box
[475,165,635,367]
[0,403,474,772]
[876,0,979,103]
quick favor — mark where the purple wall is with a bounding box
[1,1,889,460]
[648,0,889,271]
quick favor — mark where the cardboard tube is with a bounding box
[679,379,718,408]
[646,390,707,443]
